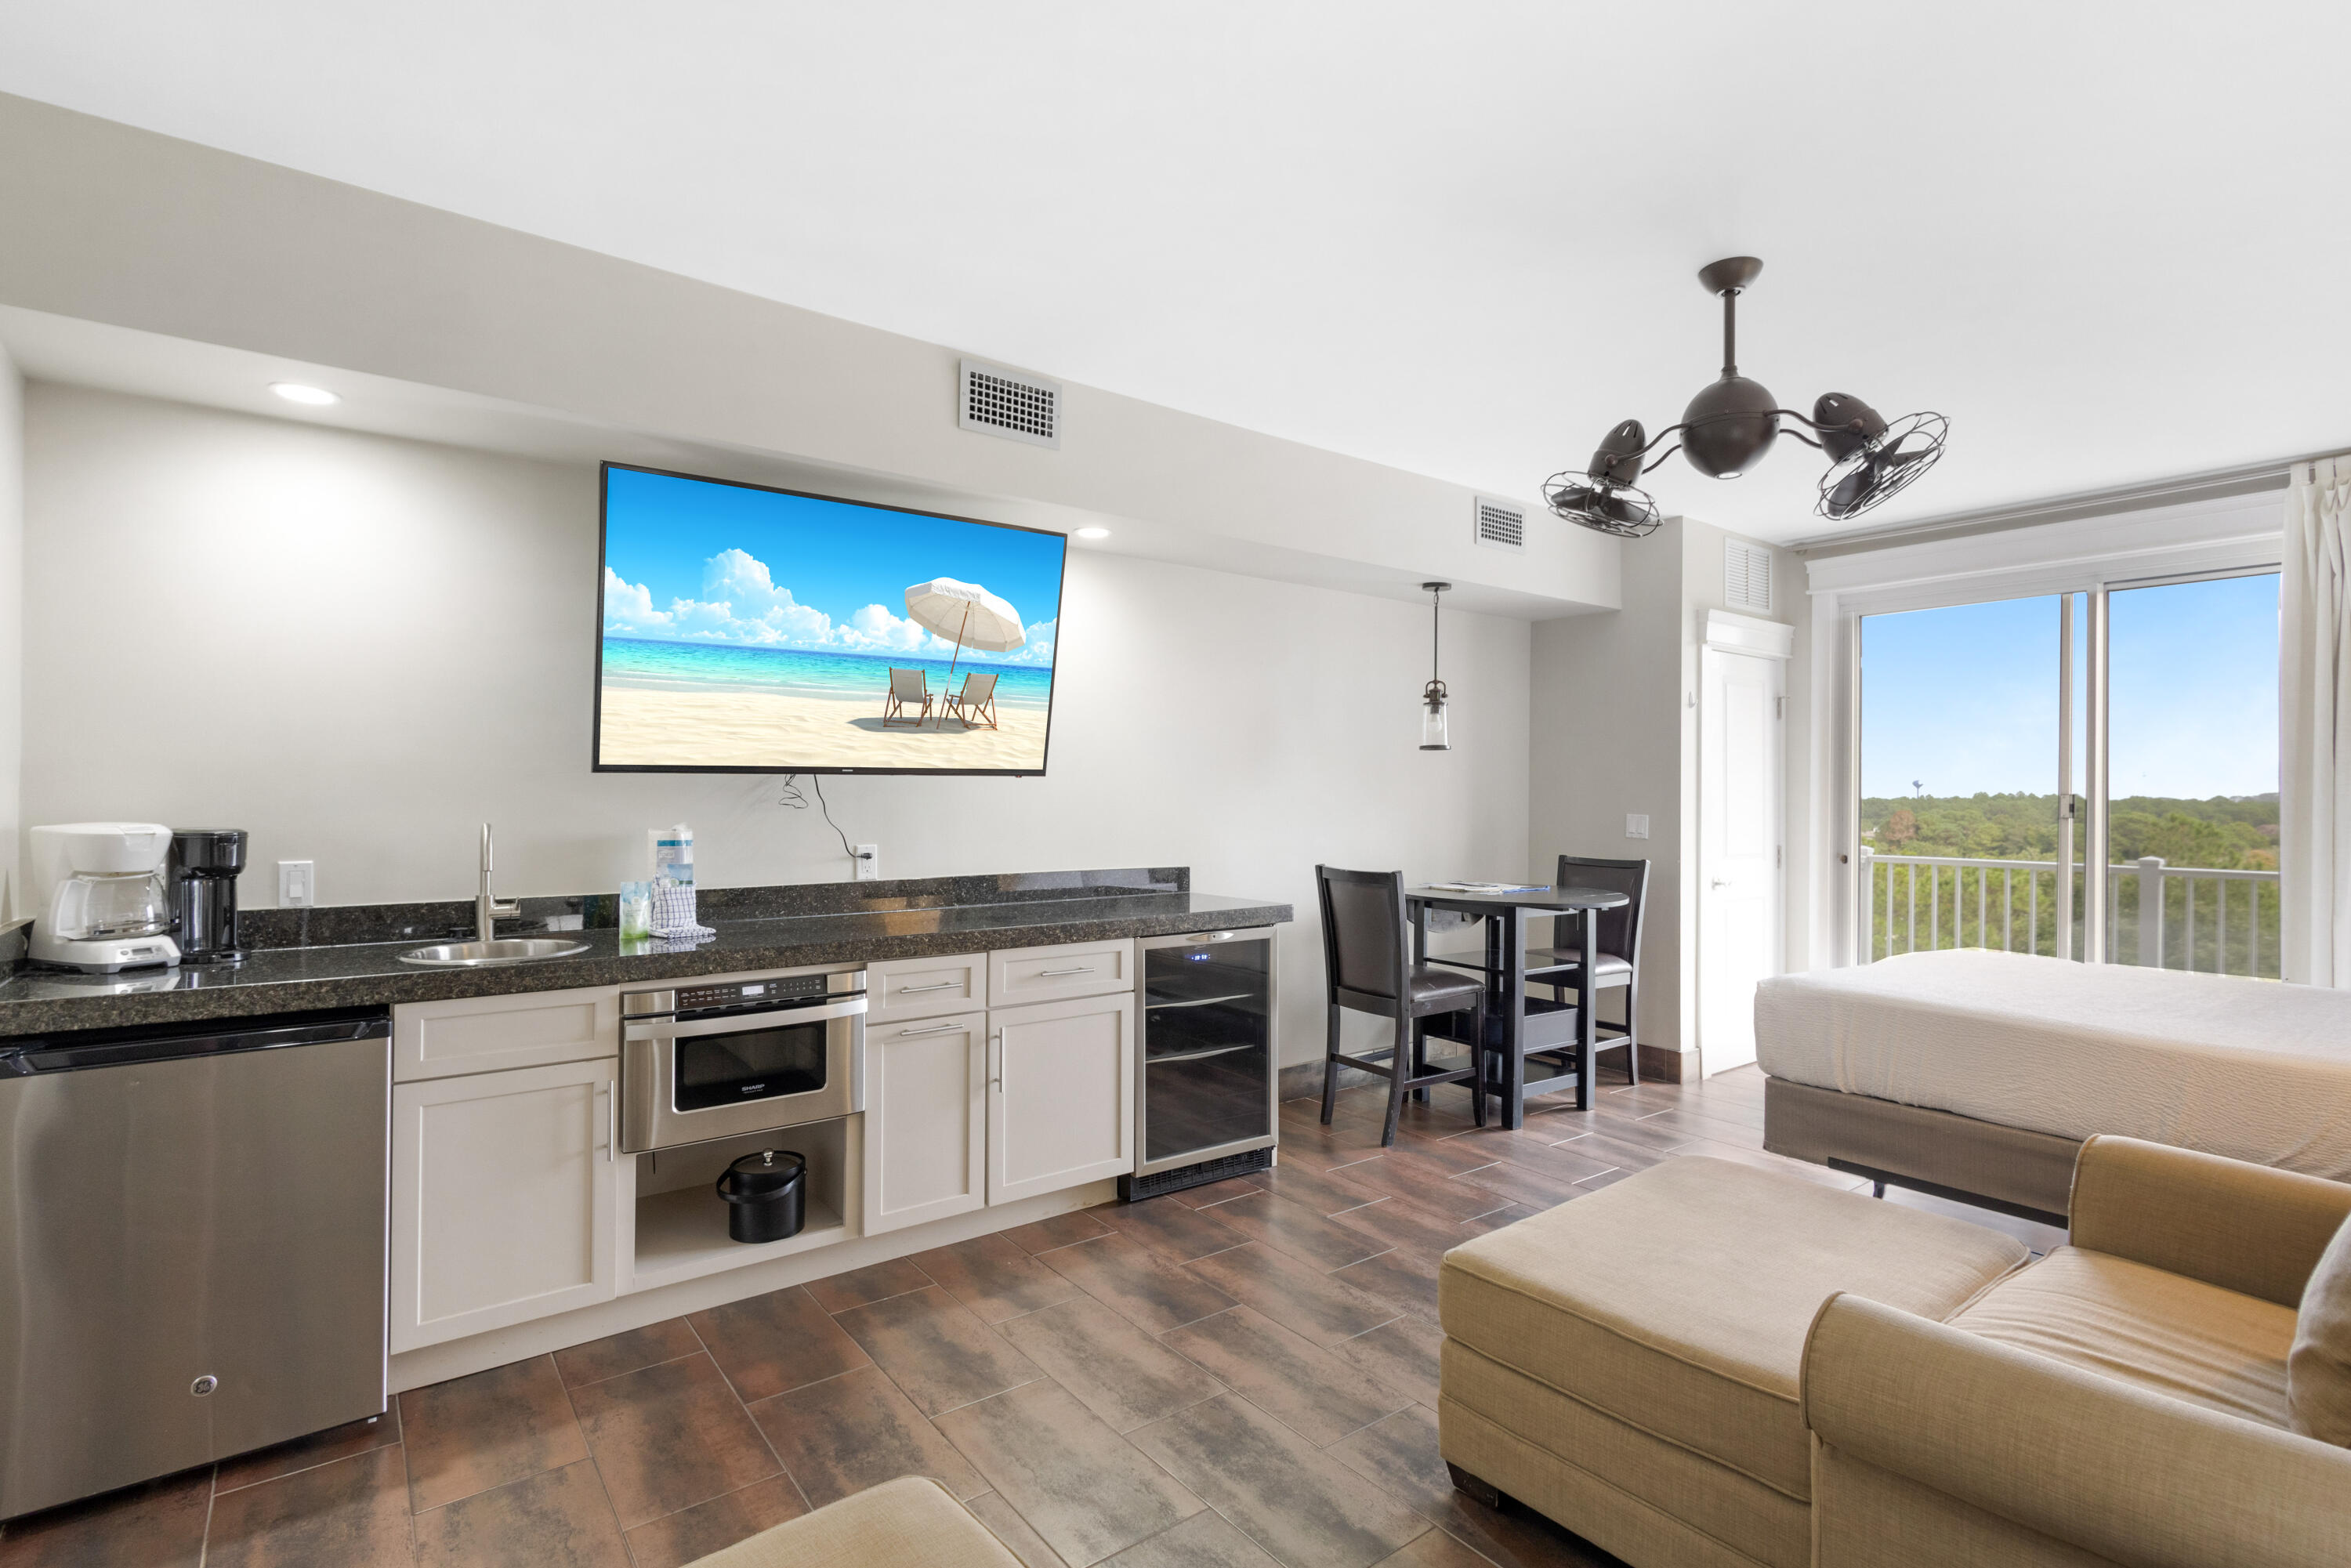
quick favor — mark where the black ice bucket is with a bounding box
[715,1149,806,1244]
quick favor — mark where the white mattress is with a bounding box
[1755,949,2351,1180]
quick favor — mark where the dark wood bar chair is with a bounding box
[1315,865,1487,1146]
[1523,853,1649,1085]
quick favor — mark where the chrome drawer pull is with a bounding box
[897,980,959,994]
[897,1022,965,1036]
[1038,965,1096,977]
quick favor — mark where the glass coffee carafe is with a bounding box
[49,869,175,942]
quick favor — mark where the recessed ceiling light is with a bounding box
[270,382,339,406]
[1074,527,1110,540]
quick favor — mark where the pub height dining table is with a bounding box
[1405,882,1633,1129]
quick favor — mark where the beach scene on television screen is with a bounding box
[598,469,1064,770]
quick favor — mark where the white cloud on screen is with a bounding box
[996,619,1056,665]
[601,567,670,630]
[603,551,1052,668]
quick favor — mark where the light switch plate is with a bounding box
[855,844,880,882]
[1625,814,1650,840]
[277,860,316,907]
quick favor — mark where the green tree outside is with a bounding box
[1859,792,2278,975]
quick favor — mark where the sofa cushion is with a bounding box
[1438,1156,2028,1501]
[1950,1246,2295,1429]
[684,1476,1019,1568]
[2288,1212,2351,1445]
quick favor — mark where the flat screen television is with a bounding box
[594,463,1067,774]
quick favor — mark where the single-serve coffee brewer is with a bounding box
[167,828,249,965]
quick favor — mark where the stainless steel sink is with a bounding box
[398,938,592,968]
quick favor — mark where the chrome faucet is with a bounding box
[476,823,520,943]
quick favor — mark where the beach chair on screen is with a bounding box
[944,672,999,730]
[882,668,932,726]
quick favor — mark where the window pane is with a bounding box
[1860,596,2067,960]
[2106,574,2280,975]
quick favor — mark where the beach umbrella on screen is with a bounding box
[903,578,1025,682]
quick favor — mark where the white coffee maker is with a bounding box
[29,822,183,972]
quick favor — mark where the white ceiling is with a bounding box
[3,2,2345,545]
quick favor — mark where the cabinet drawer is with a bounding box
[866,952,987,1025]
[394,986,619,1081]
[988,939,1135,1007]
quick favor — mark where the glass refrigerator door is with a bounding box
[1142,939,1270,1164]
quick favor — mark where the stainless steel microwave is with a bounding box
[620,969,864,1153]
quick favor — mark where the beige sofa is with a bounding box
[1804,1136,2351,1566]
[1438,1140,2351,1568]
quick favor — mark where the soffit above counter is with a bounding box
[0,95,1619,621]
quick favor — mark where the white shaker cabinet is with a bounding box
[987,990,1135,1205]
[390,1056,619,1352]
[861,1008,989,1235]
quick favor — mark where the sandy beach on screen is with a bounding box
[599,685,1050,770]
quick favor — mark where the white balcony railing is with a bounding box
[1859,850,2280,979]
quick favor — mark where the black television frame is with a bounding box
[591,462,1067,777]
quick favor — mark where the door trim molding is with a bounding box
[1703,609,1795,660]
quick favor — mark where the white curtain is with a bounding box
[2281,456,2351,985]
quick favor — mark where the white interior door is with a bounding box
[1699,645,1785,1072]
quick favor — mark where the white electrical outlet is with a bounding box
[278,860,316,906]
[1625,814,1650,840]
[855,844,880,882]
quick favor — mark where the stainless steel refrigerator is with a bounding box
[0,1011,390,1518]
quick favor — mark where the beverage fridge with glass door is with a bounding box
[1121,926,1278,1200]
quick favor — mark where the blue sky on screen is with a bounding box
[600,467,1067,665]
[1860,574,2279,799]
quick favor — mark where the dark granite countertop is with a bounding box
[0,887,1291,1037]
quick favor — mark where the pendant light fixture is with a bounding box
[1419,581,1451,751]
[1543,258,1947,537]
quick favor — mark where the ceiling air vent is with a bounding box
[958,359,1061,449]
[1725,538,1774,613]
[1473,497,1527,553]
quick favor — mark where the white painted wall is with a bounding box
[1525,517,1801,1071]
[0,345,20,922]
[1527,523,1685,1056]
[21,384,1532,1066]
[0,92,1618,622]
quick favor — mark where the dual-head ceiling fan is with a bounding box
[1543,257,1948,538]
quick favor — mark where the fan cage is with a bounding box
[1813,411,1947,521]
[1542,469,1663,539]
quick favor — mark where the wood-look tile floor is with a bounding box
[0,1065,2060,1567]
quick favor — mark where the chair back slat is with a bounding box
[1556,854,1650,963]
[962,672,998,699]
[1316,865,1408,1003]
[889,668,927,700]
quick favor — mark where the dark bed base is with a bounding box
[1762,1074,2083,1225]
[1824,1158,2070,1229]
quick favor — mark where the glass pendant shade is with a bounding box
[1418,581,1451,750]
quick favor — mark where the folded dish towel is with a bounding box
[650,880,716,942]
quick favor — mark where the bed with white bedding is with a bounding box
[1755,948,2351,1219]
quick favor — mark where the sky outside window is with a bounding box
[1861,576,2278,801]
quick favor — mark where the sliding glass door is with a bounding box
[1857,572,2278,974]
[1859,596,2079,961]
[2104,573,2281,974]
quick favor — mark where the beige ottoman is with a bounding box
[1437,1157,2029,1568]
[686,1476,1019,1568]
